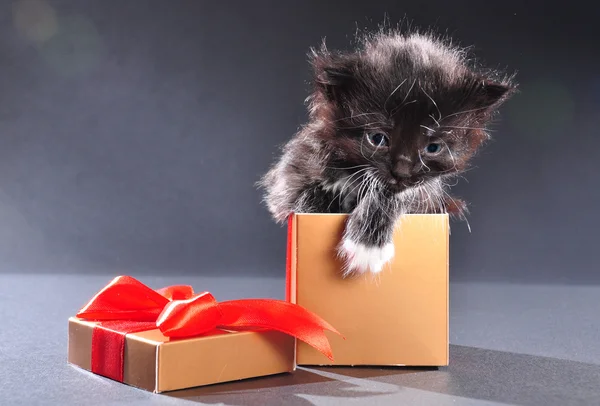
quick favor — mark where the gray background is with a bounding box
[3,2,600,405]
[1,0,599,283]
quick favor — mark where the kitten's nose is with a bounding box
[392,159,412,179]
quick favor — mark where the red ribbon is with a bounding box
[76,276,340,382]
[286,213,294,302]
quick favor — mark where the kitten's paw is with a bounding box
[338,238,394,276]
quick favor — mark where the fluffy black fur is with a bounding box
[258,28,517,275]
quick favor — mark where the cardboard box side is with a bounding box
[157,330,295,393]
[294,214,347,366]
[124,332,160,392]
[444,214,450,365]
[294,214,449,367]
[67,318,159,391]
[68,317,93,370]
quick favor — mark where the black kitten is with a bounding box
[258,29,516,275]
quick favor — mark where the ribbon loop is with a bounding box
[156,292,223,338]
[77,276,169,322]
[155,285,195,301]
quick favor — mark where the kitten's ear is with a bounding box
[309,44,355,101]
[474,78,518,110]
[319,66,354,87]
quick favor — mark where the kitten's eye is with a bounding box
[366,132,389,148]
[425,142,443,154]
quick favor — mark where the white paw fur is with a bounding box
[338,238,395,275]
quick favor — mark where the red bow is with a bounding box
[77,276,340,382]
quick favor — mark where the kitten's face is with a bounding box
[309,33,516,193]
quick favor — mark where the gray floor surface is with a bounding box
[2,273,599,406]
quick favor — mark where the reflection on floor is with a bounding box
[167,345,600,406]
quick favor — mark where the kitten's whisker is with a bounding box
[439,166,474,176]
[347,171,370,199]
[420,124,435,134]
[359,137,368,162]
[448,178,460,187]
[355,168,376,201]
[442,126,489,131]
[326,168,370,211]
[413,187,422,213]
[341,181,366,217]
[365,173,384,238]
[410,189,423,211]
[331,112,381,123]
[429,114,441,128]
[401,79,417,104]
[428,185,436,213]
[417,151,431,173]
[389,99,417,117]
[442,189,471,232]
[384,79,408,113]
[420,85,442,122]
[358,137,381,165]
[331,178,357,211]
[422,184,434,212]
[355,174,372,220]
[339,168,370,192]
[336,122,387,130]
[458,173,470,182]
[436,182,447,213]
[362,174,373,230]
[325,164,369,171]
[438,138,457,171]
[368,144,381,159]
[441,106,489,121]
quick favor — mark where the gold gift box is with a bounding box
[68,318,295,393]
[287,213,449,366]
